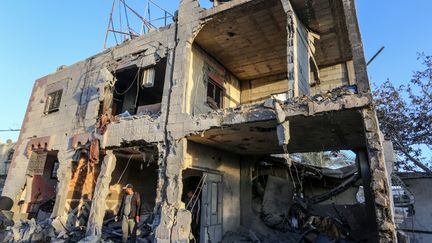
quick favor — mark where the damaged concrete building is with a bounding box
[0,140,15,194]
[2,0,397,242]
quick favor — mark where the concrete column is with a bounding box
[341,0,370,93]
[155,139,191,242]
[280,0,296,98]
[361,108,396,242]
[84,150,117,241]
[51,150,74,218]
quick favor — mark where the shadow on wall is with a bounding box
[66,152,101,226]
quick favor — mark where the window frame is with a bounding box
[206,78,224,110]
[44,89,63,114]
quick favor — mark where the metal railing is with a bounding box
[104,0,174,49]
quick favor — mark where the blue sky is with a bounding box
[0,0,431,143]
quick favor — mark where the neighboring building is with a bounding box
[0,140,15,194]
[395,173,432,243]
[2,0,396,242]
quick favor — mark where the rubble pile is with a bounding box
[1,218,55,242]
[244,157,367,243]
[0,215,156,242]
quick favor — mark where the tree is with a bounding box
[373,54,432,173]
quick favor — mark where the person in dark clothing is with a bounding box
[117,184,141,243]
[186,190,201,242]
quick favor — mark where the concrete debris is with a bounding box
[0,218,56,243]
[97,113,113,135]
[89,138,100,164]
[261,176,294,229]
[274,102,285,124]
[115,111,161,122]
[276,122,290,146]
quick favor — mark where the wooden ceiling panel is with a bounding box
[290,0,352,67]
[195,0,288,80]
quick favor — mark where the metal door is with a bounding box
[200,172,223,243]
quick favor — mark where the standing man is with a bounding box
[117,184,141,243]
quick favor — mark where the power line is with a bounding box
[0,129,20,132]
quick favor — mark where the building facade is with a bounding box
[0,140,15,194]
[2,0,396,242]
[395,173,432,243]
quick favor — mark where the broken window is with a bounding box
[207,79,224,109]
[4,161,10,175]
[44,90,62,114]
[51,160,59,179]
[6,149,14,161]
[112,58,166,116]
[289,150,356,169]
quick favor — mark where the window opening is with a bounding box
[44,90,63,114]
[113,58,166,116]
[207,79,224,109]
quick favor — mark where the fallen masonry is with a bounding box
[1,0,397,242]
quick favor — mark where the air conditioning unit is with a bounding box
[141,67,155,88]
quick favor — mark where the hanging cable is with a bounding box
[291,156,303,194]
[115,154,134,184]
[283,146,297,192]
[134,68,141,108]
[114,67,141,95]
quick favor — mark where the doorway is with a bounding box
[183,168,223,243]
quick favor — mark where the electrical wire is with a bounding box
[283,149,297,191]
[283,144,303,194]
[0,129,20,132]
[115,154,134,184]
[114,67,141,95]
[134,68,141,108]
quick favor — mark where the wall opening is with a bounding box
[103,146,159,241]
[44,89,63,114]
[23,150,59,220]
[207,79,224,110]
[182,168,204,243]
[112,58,167,116]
